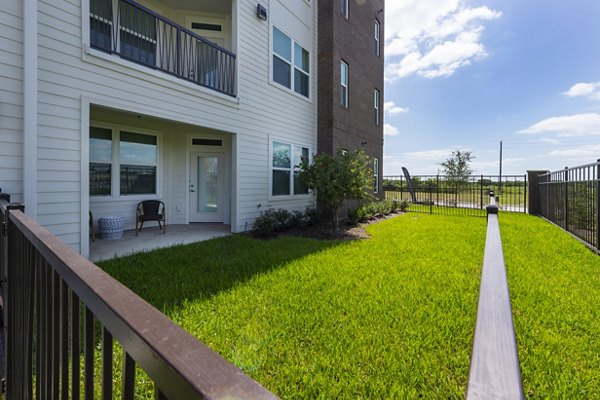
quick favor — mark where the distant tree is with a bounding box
[440,150,474,183]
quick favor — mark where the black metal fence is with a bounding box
[536,161,599,252]
[0,199,275,399]
[384,174,527,217]
[90,0,236,96]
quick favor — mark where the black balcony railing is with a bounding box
[90,0,236,96]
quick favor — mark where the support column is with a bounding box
[23,0,38,219]
[526,170,548,216]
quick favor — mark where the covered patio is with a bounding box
[89,223,231,262]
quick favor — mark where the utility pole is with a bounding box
[499,140,503,196]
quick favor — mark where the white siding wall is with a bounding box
[33,0,317,252]
[0,0,24,202]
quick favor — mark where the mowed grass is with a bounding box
[100,214,486,398]
[500,213,600,398]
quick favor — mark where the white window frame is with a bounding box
[374,89,380,126]
[269,138,312,199]
[89,122,162,200]
[341,0,349,19]
[271,25,311,99]
[373,158,379,193]
[375,20,381,56]
[341,60,349,108]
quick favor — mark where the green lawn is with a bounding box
[500,213,600,398]
[100,214,486,398]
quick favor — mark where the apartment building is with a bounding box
[1,0,318,256]
[318,0,385,195]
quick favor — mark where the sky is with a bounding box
[382,0,600,176]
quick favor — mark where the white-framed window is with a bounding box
[341,0,349,18]
[272,26,310,98]
[341,60,349,108]
[89,127,113,196]
[375,20,381,56]
[373,158,379,193]
[374,89,380,126]
[90,127,159,197]
[271,140,310,197]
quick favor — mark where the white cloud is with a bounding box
[385,0,501,81]
[547,144,600,158]
[536,138,561,145]
[517,113,600,137]
[384,123,400,136]
[403,148,457,160]
[384,101,409,115]
[564,81,600,101]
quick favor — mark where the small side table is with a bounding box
[98,216,125,240]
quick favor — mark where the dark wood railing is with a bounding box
[0,199,276,399]
[466,193,523,399]
[90,0,236,96]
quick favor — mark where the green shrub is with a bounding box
[253,209,281,237]
[348,199,405,223]
[253,207,319,237]
[300,149,374,230]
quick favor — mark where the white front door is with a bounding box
[189,153,224,223]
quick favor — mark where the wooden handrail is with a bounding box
[466,194,523,399]
[3,205,276,399]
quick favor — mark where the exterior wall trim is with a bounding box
[23,0,38,218]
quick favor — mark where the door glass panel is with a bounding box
[198,157,218,213]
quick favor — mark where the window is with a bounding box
[341,0,348,18]
[272,26,310,97]
[373,158,379,193]
[89,128,158,197]
[375,20,381,56]
[89,127,113,196]
[90,0,113,52]
[120,132,157,195]
[340,61,349,108]
[374,89,380,125]
[271,141,310,196]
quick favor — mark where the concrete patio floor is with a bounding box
[89,223,231,262]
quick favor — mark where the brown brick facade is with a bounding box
[318,0,385,196]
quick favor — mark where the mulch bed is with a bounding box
[274,211,406,241]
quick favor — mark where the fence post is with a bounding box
[523,174,527,214]
[526,171,547,215]
[436,175,440,205]
[429,186,433,214]
[564,167,569,230]
[480,175,484,210]
[597,160,600,250]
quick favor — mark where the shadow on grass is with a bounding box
[98,234,343,312]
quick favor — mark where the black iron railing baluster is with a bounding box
[102,327,113,400]
[61,279,69,400]
[52,270,61,398]
[71,292,80,400]
[122,352,135,400]
[84,308,94,400]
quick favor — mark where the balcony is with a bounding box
[90,0,236,96]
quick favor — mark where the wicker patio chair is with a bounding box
[136,200,166,236]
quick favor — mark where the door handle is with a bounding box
[190,190,196,193]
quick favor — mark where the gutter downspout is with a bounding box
[23,0,38,218]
